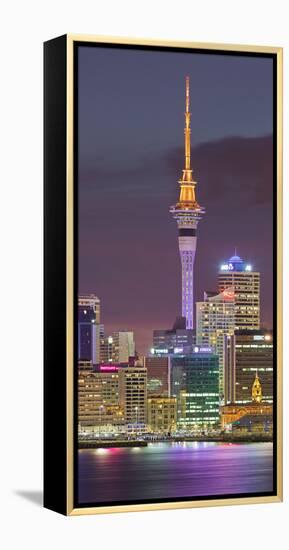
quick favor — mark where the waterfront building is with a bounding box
[170,351,219,432]
[153,317,195,355]
[196,288,235,400]
[147,396,177,434]
[218,254,260,330]
[170,76,205,329]
[221,371,273,435]
[145,356,170,396]
[224,330,273,405]
[118,367,147,432]
[78,369,124,433]
[78,294,101,363]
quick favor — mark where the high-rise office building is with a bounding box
[118,367,147,432]
[218,254,260,330]
[170,77,205,329]
[196,288,235,400]
[224,330,273,405]
[147,396,177,434]
[78,295,100,363]
[170,351,219,431]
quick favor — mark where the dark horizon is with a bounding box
[78,46,274,355]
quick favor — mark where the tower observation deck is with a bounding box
[170,76,205,329]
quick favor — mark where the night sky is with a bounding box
[77,45,274,355]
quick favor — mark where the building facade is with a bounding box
[118,367,147,432]
[170,77,205,329]
[153,317,195,355]
[99,331,113,363]
[196,288,235,401]
[147,396,177,434]
[221,372,273,435]
[145,355,170,396]
[224,330,273,405]
[78,294,101,363]
[78,369,124,432]
[223,334,236,404]
[218,254,260,330]
[112,331,135,363]
[170,352,219,432]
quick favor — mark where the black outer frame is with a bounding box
[44,35,279,515]
[44,34,67,515]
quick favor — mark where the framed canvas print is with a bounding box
[44,34,283,516]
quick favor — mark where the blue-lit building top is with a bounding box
[218,253,260,330]
[219,254,253,273]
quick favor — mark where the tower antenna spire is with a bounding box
[170,76,205,330]
[185,75,191,171]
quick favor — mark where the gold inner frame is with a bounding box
[66,34,283,516]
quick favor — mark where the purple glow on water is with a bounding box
[78,442,273,504]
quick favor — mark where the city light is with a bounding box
[77,77,272,454]
[99,365,118,372]
[220,263,234,271]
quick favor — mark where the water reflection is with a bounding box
[78,442,273,504]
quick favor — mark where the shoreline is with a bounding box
[78,435,273,449]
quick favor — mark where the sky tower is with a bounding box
[170,76,205,329]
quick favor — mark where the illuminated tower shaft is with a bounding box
[170,77,205,329]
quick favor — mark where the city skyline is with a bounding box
[78,46,274,355]
[77,47,275,506]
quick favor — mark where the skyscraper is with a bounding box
[196,288,235,400]
[218,254,260,330]
[78,295,100,363]
[170,351,219,431]
[170,77,205,329]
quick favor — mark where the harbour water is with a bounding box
[78,441,273,504]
